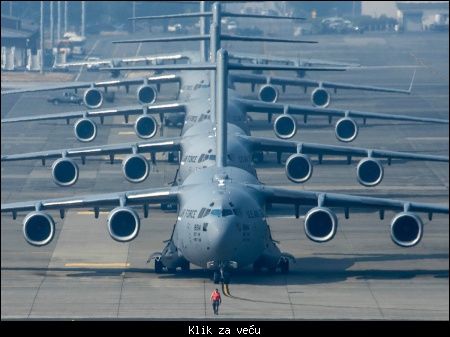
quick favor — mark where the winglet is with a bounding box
[407,69,416,94]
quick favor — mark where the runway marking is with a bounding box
[222,283,293,305]
[65,263,130,267]
[119,132,137,135]
[410,52,449,80]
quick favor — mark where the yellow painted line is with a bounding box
[119,132,136,135]
[65,263,130,267]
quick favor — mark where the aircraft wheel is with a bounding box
[223,272,230,284]
[155,260,163,274]
[213,272,220,284]
[253,261,262,274]
[181,261,190,274]
[167,268,176,274]
[280,259,289,274]
[267,266,276,274]
[168,152,175,163]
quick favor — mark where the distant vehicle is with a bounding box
[47,92,84,106]
[321,17,363,34]
[227,20,238,31]
[168,23,187,34]
[86,57,101,71]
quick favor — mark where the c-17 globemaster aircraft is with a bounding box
[2,2,416,113]
[2,50,448,284]
[2,65,447,190]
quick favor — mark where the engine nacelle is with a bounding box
[136,84,157,104]
[390,212,423,247]
[51,158,80,187]
[311,87,331,108]
[356,158,384,187]
[122,154,150,183]
[74,118,97,142]
[83,88,103,109]
[107,207,140,243]
[258,84,279,103]
[285,154,313,183]
[134,115,158,139]
[335,117,359,143]
[273,115,297,139]
[304,207,338,243]
[23,211,56,247]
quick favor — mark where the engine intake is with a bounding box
[258,84,278,103]
[83,88,103,109]
[274,115,297,139]
[23,211,56,247]
[74,118,97,142]
[134,115,158,139]
[390,212,423,248]
[51,158,79,187]
[136,85,157,104]
[285,154,313,183]
[311,87,331,108]
[304,207,338,243]
[122,154,150,183]
[107,207,140,242]
[357,158,384,187]
[335,117,359,143]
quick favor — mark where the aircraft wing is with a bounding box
[1,137,182,163]
[234,98,449,124]
[229,72,414,94]
[228,51,360,68]
[1,74,181,95]
[258,185,449,215]
[239,135,449,163]
[1,186,178,215]
[53,53,193,69]
[1,102,187,124]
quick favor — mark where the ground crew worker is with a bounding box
[210,288,222,315]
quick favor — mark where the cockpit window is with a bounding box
[211,209,233,217]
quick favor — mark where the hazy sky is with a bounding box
[362,1,398,18]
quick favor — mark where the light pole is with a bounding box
[81,1,85,37]
[40,1,44,73]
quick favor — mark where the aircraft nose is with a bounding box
[208,218,236,259]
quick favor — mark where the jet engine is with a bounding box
[390,212,423,247]
[122,154,150,183]
[107,206,140,242]
[304,207,338,243]
[51,158,80,187]
[356,158,384,187]
[74,118,97,142]
[258,84,279,103]
[273,115,297,139]
[134,115,158,139]
[285,154,313,183]
[311,87,331,108]
[136,84,157,104]
[23,211,56,247]
[83,88,104,109]
[335,117,359,142]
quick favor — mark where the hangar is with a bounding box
[396,1,449,31]
[1,15,40,71]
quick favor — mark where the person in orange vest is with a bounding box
[210,288,222,315]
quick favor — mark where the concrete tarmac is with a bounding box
[1,31,448,322]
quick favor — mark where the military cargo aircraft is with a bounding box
[2,49,448,284]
